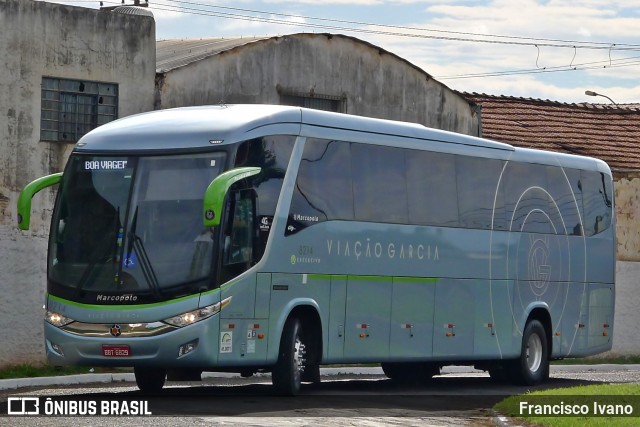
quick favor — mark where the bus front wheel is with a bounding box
[272,317,307,395]
[509,319,549,385]
[134,367,166,393]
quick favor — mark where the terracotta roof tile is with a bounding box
[462,93,640,172]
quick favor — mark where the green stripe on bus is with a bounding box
[393,276,439,283]
[308,274,438,283]
[47,292,209,310]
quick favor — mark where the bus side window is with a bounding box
[582,171,612,236]
[235,136,295,254]
[457,156,505,230]
[221,190,256,282]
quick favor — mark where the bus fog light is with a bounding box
[50,342,64,356]
[178,339,199,357]
[45,310,74,327]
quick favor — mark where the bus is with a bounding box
[18,104,615,395]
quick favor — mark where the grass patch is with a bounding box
[495,384,640,427]
[0,364,131,380]
[553,356,640,365]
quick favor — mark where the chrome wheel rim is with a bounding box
[293,335,306,382]
[526,333,543,373]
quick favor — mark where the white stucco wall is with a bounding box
[609,261,640,355]
[615,176,640,262]
[0,0,155,367]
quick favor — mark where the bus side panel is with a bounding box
[343,276,392,361]
[585,235,616,285]
[585,283,613,351]
[389,278,435,360]
[221,274,256,319]
[218,274,271,366]
[432,279,474,358]
[474,279,513,358]
[560,282,613,357]
[558,282,584,357]
[326,275,347,363]
[255,273,272,319]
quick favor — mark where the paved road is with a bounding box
[1,365,639,426]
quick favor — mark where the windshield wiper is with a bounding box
[126,206,161,297]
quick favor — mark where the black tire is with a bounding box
[134,367,166,393]
[509,319,549,385]
[301,362,321,384]
[272,317,307,395]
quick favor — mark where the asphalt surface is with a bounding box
[1,364,639,426]
[2,364,639,391]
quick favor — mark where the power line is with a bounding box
[95,0,640,80]
[144,0,640,51]
[436,55,640,80]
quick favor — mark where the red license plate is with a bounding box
[102,345,131,357]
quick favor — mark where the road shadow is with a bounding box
[45,375,605,417]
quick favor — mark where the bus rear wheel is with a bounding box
[509,319,549,385]
[272,317,307,395]
[134,367,166,393]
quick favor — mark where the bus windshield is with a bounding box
[48,152,226,300]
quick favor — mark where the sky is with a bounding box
[51,0,640,104]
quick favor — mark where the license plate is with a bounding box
[102,345,131,357]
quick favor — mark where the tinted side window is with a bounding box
[581,171,613,236]
[288,139,354,234]
[351,144,408,224]
[547,166,583,235]
[234,136,295,218]
[504,162,551,233]
[457,156,505,230]
[235,136,294,254]
[406,150,459,227]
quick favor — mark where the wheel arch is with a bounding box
[270,299,323,364]
[527,307,553,357]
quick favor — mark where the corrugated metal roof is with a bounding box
[463,92,640,173]
[156,36,269,72]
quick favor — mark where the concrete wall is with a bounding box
[156,34,479,136]
[610,261,640,355]
[0,0,155,368]
[615,175,640,262]
[608,177,640,355]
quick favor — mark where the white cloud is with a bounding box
[39,0,640,102]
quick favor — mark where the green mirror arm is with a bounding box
[17,172,63,230]
[203,167,261,227]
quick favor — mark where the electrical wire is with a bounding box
[135,0,640,51]
[93,0,640,79]
[436,56,640,80]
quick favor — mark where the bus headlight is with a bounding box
[163,303,220,327]
[45,311,74,327]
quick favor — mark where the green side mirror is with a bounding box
[17,172,63,230]
[203,167,261,227]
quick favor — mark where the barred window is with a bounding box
[41,77,118,142]
[280,91,346,113]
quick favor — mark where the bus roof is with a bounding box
[74,104,514,153]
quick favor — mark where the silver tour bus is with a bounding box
[18,105,615,395]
